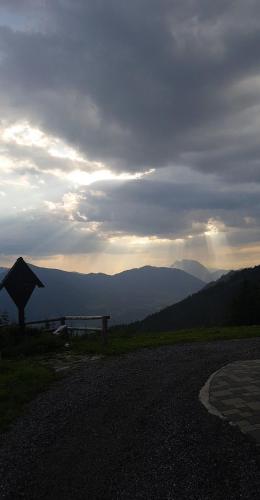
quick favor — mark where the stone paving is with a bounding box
[207,360,260,443]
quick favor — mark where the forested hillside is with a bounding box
[127,266,260,332]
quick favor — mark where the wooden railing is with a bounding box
[26,315,110,344]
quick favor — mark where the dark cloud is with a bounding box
[1,141,89,174]
[1,173,260,259]
[1,1,260,179]
[75,178,260,240]
[0,211,105,256]
[1,1,260,267]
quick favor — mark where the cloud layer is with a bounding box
[0,1,260,271]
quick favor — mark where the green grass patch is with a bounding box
[70,324,260,356]
[0,325,65,359]
[0,360,57,431]
[3,324,260,361]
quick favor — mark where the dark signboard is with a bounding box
[0,257,44,331]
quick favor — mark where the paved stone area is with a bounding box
[208,360,260,443]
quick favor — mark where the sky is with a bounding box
[0,0,260,274]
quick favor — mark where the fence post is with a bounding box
[18,306,25,335]
[101,316,108,345]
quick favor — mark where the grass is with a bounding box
[70,324,260,356]
[3,324,260,360]
[0,326,61,431]
[0,325,66,359]
[0,360,57,431]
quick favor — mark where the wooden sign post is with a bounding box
[0,257,44,333]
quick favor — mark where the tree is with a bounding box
[229,280,260,325]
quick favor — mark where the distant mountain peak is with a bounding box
[173,259,209,272]
[171,259,212,282]
[171,259,228,283]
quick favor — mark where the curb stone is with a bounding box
[199,360,260,444]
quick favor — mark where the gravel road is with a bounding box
[1,339,260,499]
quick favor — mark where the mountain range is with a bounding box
[171,259,228,283]
[126,265,260,332]
[0,263,205,325]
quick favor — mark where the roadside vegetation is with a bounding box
[72,324,260,355]
[0,359,57,431]
[0,326,60,431]
[2,324,260,360]
[1,323,260,431]
[0,325,65,359]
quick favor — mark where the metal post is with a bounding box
[18,306,25,334]
[102,316,108,345]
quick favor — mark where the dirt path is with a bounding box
[1,339,260,499]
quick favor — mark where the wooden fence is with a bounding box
[26,315,110,344]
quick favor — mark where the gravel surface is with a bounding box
[1,339,260,499]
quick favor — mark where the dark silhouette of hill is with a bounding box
[171,259,228,283]
[0,264,204,325]
[126,265,260,332]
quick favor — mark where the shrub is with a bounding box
[0,325,65,359]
